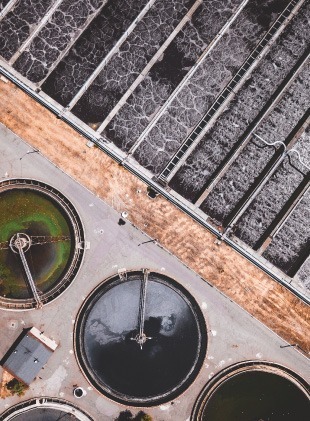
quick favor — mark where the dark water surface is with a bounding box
[201,371,310,421]
[9,407,79,420]
[78,272,206,404]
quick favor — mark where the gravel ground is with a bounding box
[201,60,309,225]
[234,126,309,249]
[294,126,310,167]
[170,2,309,201]
[103,0,243,151]
[133,0,292,174]
[263,188,310,276]
[0,0,10,13]
[0,0,54,60]
[72,0,195,125]
[13,0,104,83]
[234,158,305,247]
[42,0,149,105]
[296,257,310,292]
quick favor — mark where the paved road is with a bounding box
[0,124,309,420]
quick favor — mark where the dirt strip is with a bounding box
[0,371,14,399]
[0,79,309,353]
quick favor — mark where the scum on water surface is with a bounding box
[0,189,72,299]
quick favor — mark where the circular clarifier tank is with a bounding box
[192,362,310,421]
[0,398,93,420]
[75,270,207,406]
[4,407,79,421]
[0,179,84,308]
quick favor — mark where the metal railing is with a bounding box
[15,235,43,308]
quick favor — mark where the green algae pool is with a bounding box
[0,188,73,299]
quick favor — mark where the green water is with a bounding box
[0,189,73,299]
[201,371,309,421]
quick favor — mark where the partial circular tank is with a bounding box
[0,397,93,420]
[192,362,310,421]
[0,179,84,309]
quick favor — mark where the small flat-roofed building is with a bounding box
[1,327,57,385]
